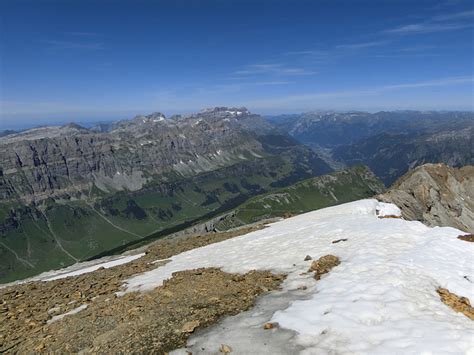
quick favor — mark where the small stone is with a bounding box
[34,342,46,351]
[220,344,232,353]
[304,255,312,261]
[263,322,278,329]
[72,291,82,299]
[182,320,200,333]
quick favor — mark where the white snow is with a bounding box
[376,201,402,217]
[225,110,244,116]
[125,199,474,354]
[41,253,145,281]
[47,304,88,324]
[152,116,165,122]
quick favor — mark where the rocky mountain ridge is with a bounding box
[378,163,474,232]
[0,107,279,203]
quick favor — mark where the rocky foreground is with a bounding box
[1,224,284,353]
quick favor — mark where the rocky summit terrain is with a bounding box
[378,163,474,232]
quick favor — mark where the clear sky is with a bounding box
[0,0,473,129]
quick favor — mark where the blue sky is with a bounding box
[0,0,473,129]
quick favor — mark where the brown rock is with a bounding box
[263,322,278,329]
[72,291,82,300]
[220,344,233,353]
[437,287,474,320]
[458,234,474,242]
[308,255,340,280]
[181,320,200,333]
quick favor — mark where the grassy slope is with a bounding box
[0,153,322,283]
[214,165,385,230]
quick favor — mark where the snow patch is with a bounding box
[42,253,145,281]
[47,304,88,324]
[376,202,402,217]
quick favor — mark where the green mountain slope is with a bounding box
[213,165,385,230]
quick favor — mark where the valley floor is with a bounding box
[1,199,473,354]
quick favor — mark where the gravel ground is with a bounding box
[0,224,281,353]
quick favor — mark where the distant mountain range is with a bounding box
[268,110,473,185]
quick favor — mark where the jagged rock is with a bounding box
[378,164,474,232]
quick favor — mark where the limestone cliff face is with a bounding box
[0,108,270,203]
[378,163,474,232]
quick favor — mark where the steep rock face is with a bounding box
[378,164,474,232]
[0,108,275,202]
